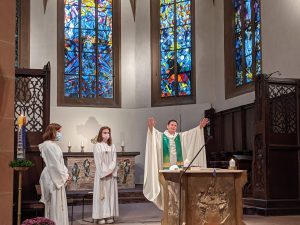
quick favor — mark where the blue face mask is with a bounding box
[55,132,62,141]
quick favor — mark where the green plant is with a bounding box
[9,159,34,168]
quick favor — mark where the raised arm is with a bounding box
[147,117,156,132]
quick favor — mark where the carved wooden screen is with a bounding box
[253,77,299,205]
[14,62,50,201]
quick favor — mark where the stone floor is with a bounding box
[70,202,300,225]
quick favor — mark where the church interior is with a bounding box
[1,0,300,224]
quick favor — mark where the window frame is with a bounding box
[15,0,30,68]
[57,0,121,107]
[224,0,262,99]
[150,0,196,107]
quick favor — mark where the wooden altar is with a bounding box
[63,151,140,190]
[160,169,247,225]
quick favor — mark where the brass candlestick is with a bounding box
[14,167,29,225]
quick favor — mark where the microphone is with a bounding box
[256,71,281,80]
[265,70,281,79]
[177,136,213,225]
[181,136,213,175]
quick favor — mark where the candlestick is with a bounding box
[228,158,236,170]
[81,141,84,152]
[121,140,125,147]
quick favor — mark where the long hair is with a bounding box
[43,123,61,141]
[96,126,112,146]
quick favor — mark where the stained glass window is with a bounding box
[64,0,114,99]
[233,0,261,87]
[160,0,192,97]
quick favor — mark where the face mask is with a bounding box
[55,132,62,141]
[102,133,110,141]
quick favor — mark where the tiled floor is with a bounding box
[71,202,300,225]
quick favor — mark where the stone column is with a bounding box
[0,0,16,224]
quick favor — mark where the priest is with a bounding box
[143,117,208,210]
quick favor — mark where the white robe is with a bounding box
[39,140,69,225]
[92,142,119,220]
[143,126,207,210]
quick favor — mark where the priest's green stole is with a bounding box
[162,134,183,169]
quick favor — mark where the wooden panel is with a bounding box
[269,149,299,199]
[223,113,234,152]
[245,107,255,151]
[234,111,243,151]
[14,64,50,205]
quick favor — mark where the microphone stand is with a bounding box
[177,136,213,225]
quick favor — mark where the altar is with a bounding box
[160,168,247,225]
[63,151,140,190]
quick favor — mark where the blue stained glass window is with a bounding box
[233,0,261,87]
[178,72,191,96]
[160,0,192,97]
[64,0,114,98]
[64,75,79,97]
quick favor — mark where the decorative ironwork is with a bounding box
[268,83,297,134]
[15,63,50,133]
[253,134,264,191]
[15,77,44,132]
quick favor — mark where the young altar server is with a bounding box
[39,123,70,225]
[143,117,209,210]
[92,126,119,224]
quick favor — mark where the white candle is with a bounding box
[184,159,190,168]
[81,141,84,147]
[121,140,125,147]
[68,141,71,147]
[229,158,236,168]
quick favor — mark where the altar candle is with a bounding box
[81,141,84,147]
[121,140,125,147]
[229,158,236,168]
[68,141,71,147]
[17,115,24,127]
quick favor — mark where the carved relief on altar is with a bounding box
[67,157,95,190]
[187,175,236,225]
[64,152,140,191]
[167,181,179,218]
[166,181,179,221]
[193,178,230,225]
[117,157,135,189]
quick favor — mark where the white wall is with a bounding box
[261,0,300,79]
[213,0,300,111]
[29,0,300,183]
[30,0,213,183]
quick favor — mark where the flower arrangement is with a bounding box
[9,159,34,168]
[22,217,55,225]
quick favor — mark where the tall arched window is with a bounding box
[57,0,120,107]
[151,0,195,107]
[225,0,262,98]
